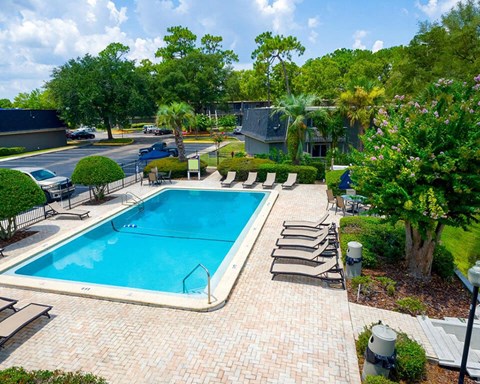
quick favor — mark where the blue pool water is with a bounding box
[8,189,268,294]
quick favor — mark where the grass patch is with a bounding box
[94,138,134,146]
[200,141,245,166]
[442,219,480,275]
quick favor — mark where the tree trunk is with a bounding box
[404,221,444,279]
[0,217,17,240]
[103,116,113,140]
[278,57,291,96]
[174,126,187,162]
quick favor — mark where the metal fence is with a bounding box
[2,168,144,234]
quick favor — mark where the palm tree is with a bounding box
[271,94,326,164]
[337,80,385,150]
[156,102,195,162]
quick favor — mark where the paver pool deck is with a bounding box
[0,173,433,383]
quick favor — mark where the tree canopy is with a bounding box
[47,43,156,138]
[352,76,480,278]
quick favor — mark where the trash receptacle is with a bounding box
[346,241,362,278]
[362,323,397,380]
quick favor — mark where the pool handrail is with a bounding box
[182,263,211,304]
[122,192,145,211]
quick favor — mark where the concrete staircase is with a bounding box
[418,316,480,378]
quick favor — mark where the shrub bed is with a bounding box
[339,216,405,268]
[144,158,208,179]
[217,158,274,181]
[0,367,107,383]
[0,147,26,156]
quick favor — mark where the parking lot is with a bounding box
[0,132,215,196]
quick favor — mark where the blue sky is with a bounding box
[0,0,462,100]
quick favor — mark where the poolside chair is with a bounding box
[221,171,236,187]
[270,258,345,289]
[281,226,330,240]
[282,173,298,189]
[161,170,172,183]
[335,196,353,216]
[271,241,338,262]
[148,172,159,185]
[0,297,18,313]
[47,202,90,220]
[276,231,331,250]
[283,213,330,229]
[326,189,336,210]
[187,158,201,180]
[262,173,276,189]
[242,172,257,188]
[0,303,53,348]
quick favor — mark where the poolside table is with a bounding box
[341,194,367,214]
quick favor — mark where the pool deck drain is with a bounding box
[0,173,388,383]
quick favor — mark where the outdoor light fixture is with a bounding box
[458,261,480,383]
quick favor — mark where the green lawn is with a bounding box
[442,219,480,275]
[200,141,245,166]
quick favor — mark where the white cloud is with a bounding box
[415,0,461,19]
[254,0,301,33]
[308,16,320,28]
[372,40,384,53]
[352,30,367,50]
[309,30,318,44]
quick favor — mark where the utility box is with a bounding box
[362,323,397,380]
[346,241,363,278]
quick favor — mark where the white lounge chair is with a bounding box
[47,202,90,220]
[262,173,276,189]
[276,232,331,250]
[242,172,257,188]
[283,213,330,229]
[221,171,236,187]
[282,173,297,189]
[271,241,338,262]
[281,227,330,239]
[270,258,345,289]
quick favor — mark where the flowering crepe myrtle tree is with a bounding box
[352,76,480,279]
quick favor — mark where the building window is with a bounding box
[311,144,329,157]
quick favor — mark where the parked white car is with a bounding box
[76,126,96,133]
[13,167,75,202]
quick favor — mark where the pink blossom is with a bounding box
[397,148,401,153]
[376,128,384,136]
[434,111,439,118]
[370,156,377,161]
[374,146,379,150]
[421,108,428,114]
[445,119,450,125]
[379,155,384,160]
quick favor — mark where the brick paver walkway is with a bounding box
[0,174,362,383]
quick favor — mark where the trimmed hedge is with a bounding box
[0,367,107,383]
[325,169,346,196]
[308,160,327,181]
[339,216,405,268]
[217,158,317,184]
[144,158,208,179]
[0,147,26,156]
[217,158,275,181]
[258,163,317,184]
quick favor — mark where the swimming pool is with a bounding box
[0,187,277,310]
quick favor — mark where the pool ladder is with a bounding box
[182,263,211,304]
[122,192,145,211]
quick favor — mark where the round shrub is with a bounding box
[356,326,373,356]
[0,169,46,240]
[432,244,455,279]
[395,297,426,316]
[392,333,427,383]
[144,157,207,179]
[217,157,274,180]
[71,156,125,201]
[364,375,397,384]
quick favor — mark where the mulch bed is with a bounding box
[0,230,38,248]
[348,260,478,383]
[82,196,117,206]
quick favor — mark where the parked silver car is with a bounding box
[13,167,75,202]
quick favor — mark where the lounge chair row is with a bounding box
[269,214,345,289]
[221,171,298,189]
[0,297,52,348]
